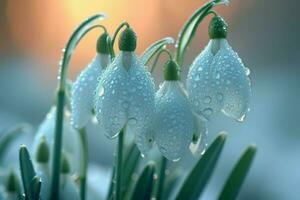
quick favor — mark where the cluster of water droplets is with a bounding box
[187,39,251,122]
[94,51,155,140]
[152,82,194,161]
[71,54,109,129]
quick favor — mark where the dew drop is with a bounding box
[204,96,211,104]
[203,108,213,116]
[217,93,224,102]
[98,86,104,97]
[237,114,246,122]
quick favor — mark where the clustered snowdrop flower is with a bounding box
[71,32,111,129]
[33,136,80,200]
[94,27,156,140]
[32,106,81,173]
[153,60,203,161]
[187,16,251,122]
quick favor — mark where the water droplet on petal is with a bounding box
[98,86,104,97]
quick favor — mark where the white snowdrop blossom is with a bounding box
[71,53,110,129]
[94,28,155,141]
[152,81,196,161]
[94,51,155,139]
[71,32,110,129]
[32,107,81,173]
[187,38,251,121]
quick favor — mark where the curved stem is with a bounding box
[79,128,88,200]
[111,21,130,49]
[150,48,173,73]
[116,128,125,200]
[156,156,167,200]
[50,13,106,199]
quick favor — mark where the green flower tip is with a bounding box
[61,153,70,174]
[118,27,137,52]
[164,60,180,81]
[35,137,50,163]
[209,16,228,39]
[5,170,19,193]
[97,32,110,54]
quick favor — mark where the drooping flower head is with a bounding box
[94,27,155,139]
[145,60,207,161]
[187,16,251,121]
[71,32,111,129]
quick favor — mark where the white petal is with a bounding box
[187,39,251,121]
[60,175,80,200]
[71,54,109,129]
[94,55,127,138]
[32,107,81,173]
[189,113,208,156]
[153,82,194,161]
[216,40,251,121]
[94,52,155,139]
[134,126,154,157]
[187,40,223,120]
[127,55,155,139]
[36,164,50,200]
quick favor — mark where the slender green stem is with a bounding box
[111,21,130,49]
[116,128,125,200]
[79,128,88,200]
[150,48,173,73]
[156,156,167,200]
[50,13,106,199]
[50,89,65,200]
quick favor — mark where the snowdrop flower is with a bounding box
[34,137,51,200]
[94,27,155,139]
[187,16,251,121]
[150,60,207,161]
[32,107,81,174]
[1,170,21,200]
[59,154,80,200]
[71,33,111,129]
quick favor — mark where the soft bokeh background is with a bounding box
[0,0,299,199]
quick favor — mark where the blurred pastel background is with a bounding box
[0,0,299,199]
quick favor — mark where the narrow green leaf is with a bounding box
[122,143,141,195]
[218,145,257,200]
[130,163,156,200]
[28,176,42,200]
[175,133,227,200]
[19,145,36,199]
[175,2,214,66]
[59,13,107,88]
[0,123,31,162]
[140,37,174,66]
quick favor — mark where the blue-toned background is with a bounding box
[0,0,299,199]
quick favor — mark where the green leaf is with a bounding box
[218,145,257,200]
[0,123,31,163]
[175,2,214,66]
[19,145,37,200]
[175,133,227,200]
[140,37,174,66]
[129,163,156,200]
[122,143,141,195]
[28,176,42,200]
[59,13,107,88]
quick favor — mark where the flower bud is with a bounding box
[96,32,110,54]
[118,27,137,51]
[35,137,50,163]
[209,16,228,39]
[163,60,180,81]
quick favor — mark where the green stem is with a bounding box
[111,21,130,49]
[79,128,88,200]
[116,128,125,200]
[156,156,167,200]
[50,89,65,200]
[150,48,173,73]
[49,13,106,200]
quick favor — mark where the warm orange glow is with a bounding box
[5,0,248,75]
